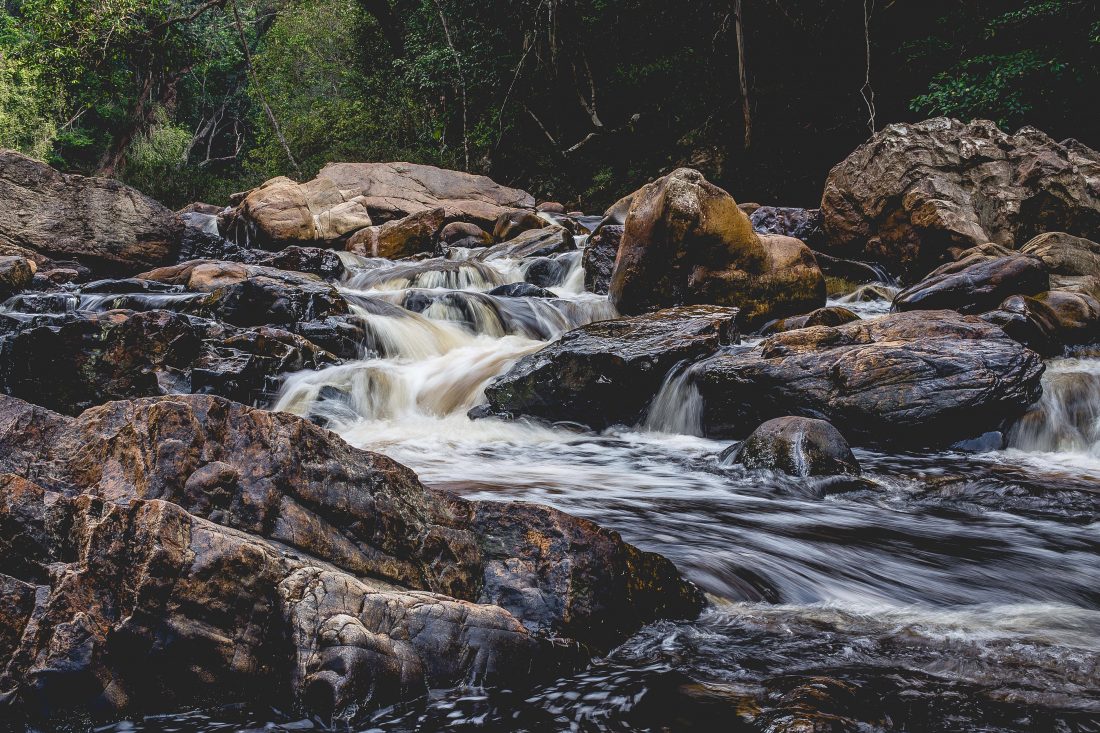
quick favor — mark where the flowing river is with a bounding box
[82,229,1100,731]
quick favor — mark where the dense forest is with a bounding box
[1,0,1098,209]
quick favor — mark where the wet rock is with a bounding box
[750,206,825,249]
[476,224,574,261]
[821,118,1100,281]
[138,260,349,327]
[0,393,701,722]
[0,256,34,299]
[536,202,566,214]
[894,254,1049,315]
[524,256,568,287]
[293,315,368,360]
[0,150,183,275]
[1020,232,1100,297]
[440,221,491,246]
[81,277,185,294]
[1033,290,1100,346]
[346,207,444,259]
[484,305,738,429]
[305,161,534,228]
[583,224,622,295]
[610,169,825,329]
[762,306,860,334]
[725,416,861,477]
[695,310,1044,447]
[493,210,546,242]
[981,295,1065,356]
[255,246,345,280]
[29,268,82,289]
[812,251,892,295]
[488,283,556,298]
[0,310,336,414]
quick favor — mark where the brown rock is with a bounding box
[0,256,34,299]
[609,169,825,328]
[346,207,445,259]
[0,149,183,275]
[762,306,860,334]
[493,210,546,242]
[583,224,622,295]
[439,221,491,246]
[894,254,1049,314]
[230,175,373,247]
[821,118,1100,281]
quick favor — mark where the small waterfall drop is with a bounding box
[1008,355,1100,459]
[642,360,705,436]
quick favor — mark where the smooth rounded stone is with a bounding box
[694,310,1045,448]
[1020,232,1100,279]
[493,210,546,242]
[484,305,738,429]
[821,118,1100,281]
[0,150,184,275]
[894,254,1049,314]
[439,220,491,246]
[1034,290,1100,345]
[488,282,556,298]
[524,256,568,287]
[0,309,337,414]
[0,256,35,299]
[609,168,825,329]
[346,207,444,259]
[723,416,860,477]
[476,224,575,261]
[582,224,622,295]
[536,201,566,214]
[761,306,860,334]
[0,393,701,723]
[222,175,374,247]
[750,206,825,249]
[981,295,1065,356]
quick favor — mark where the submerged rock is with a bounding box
[609,168,825,328]
[894,253,1049,315]
[488,282,556,298]
[0,393,702,724]
[0,149,183,275]
[821,118,1100,281]
[484,305,738,429]
[695,310,1044,447]
[725,416,861,477]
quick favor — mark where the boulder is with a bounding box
[476,224,574,261]
[0,256,34,299]
[726,416,860,476]
[311,161,535,227]
[346,207,445,259]
[980,295,1065,356]
[440,221,492,246]
[536,201,566,214]
[1020,232,1100,296]
[0,149,183,274]
[0,393,702,723]
[0,310,336,414]
[255,246,346,280]
[893,254,1049,314]
[694,310,1044,447]
[821,118,1100,281]
[227,175,373,247]
[609,169,825,329]
[761,306,860,334]
[493,210,547,242]
[583,224,622,295]
[524,256,568,288]
[750,206,825,249]
[483,305,738,429]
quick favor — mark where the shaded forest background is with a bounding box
[1,0,1097,209]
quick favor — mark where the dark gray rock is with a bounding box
[725,416,860,476]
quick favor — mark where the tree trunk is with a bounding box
[734,0,751,150]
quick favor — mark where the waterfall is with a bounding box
[1008,355,1100,458]
[642,360,705,436]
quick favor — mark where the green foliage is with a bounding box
[0,13,57,158]
[122,107,192,202]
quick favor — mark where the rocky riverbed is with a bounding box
[1,117,1099,731]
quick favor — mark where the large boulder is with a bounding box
[726,416,861,477]
[609,169,826,328]
[346,207,444,259]
[983,291,1100,355]
[893,254,1049,314]
[1020,232,1100,298]
[313,161,535,227]
[0,149,183,274]
[821,118,1100,281]
[483,305,738,429]
[0,394,702,723]
[227,175,374,247]
[694,310,1044,447]
[0,309,336,414]
[749,206,825,249]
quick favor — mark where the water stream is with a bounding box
[40,234,1100,730]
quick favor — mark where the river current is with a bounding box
[74,226,1100,731]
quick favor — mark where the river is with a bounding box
[79,228,1100,731]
